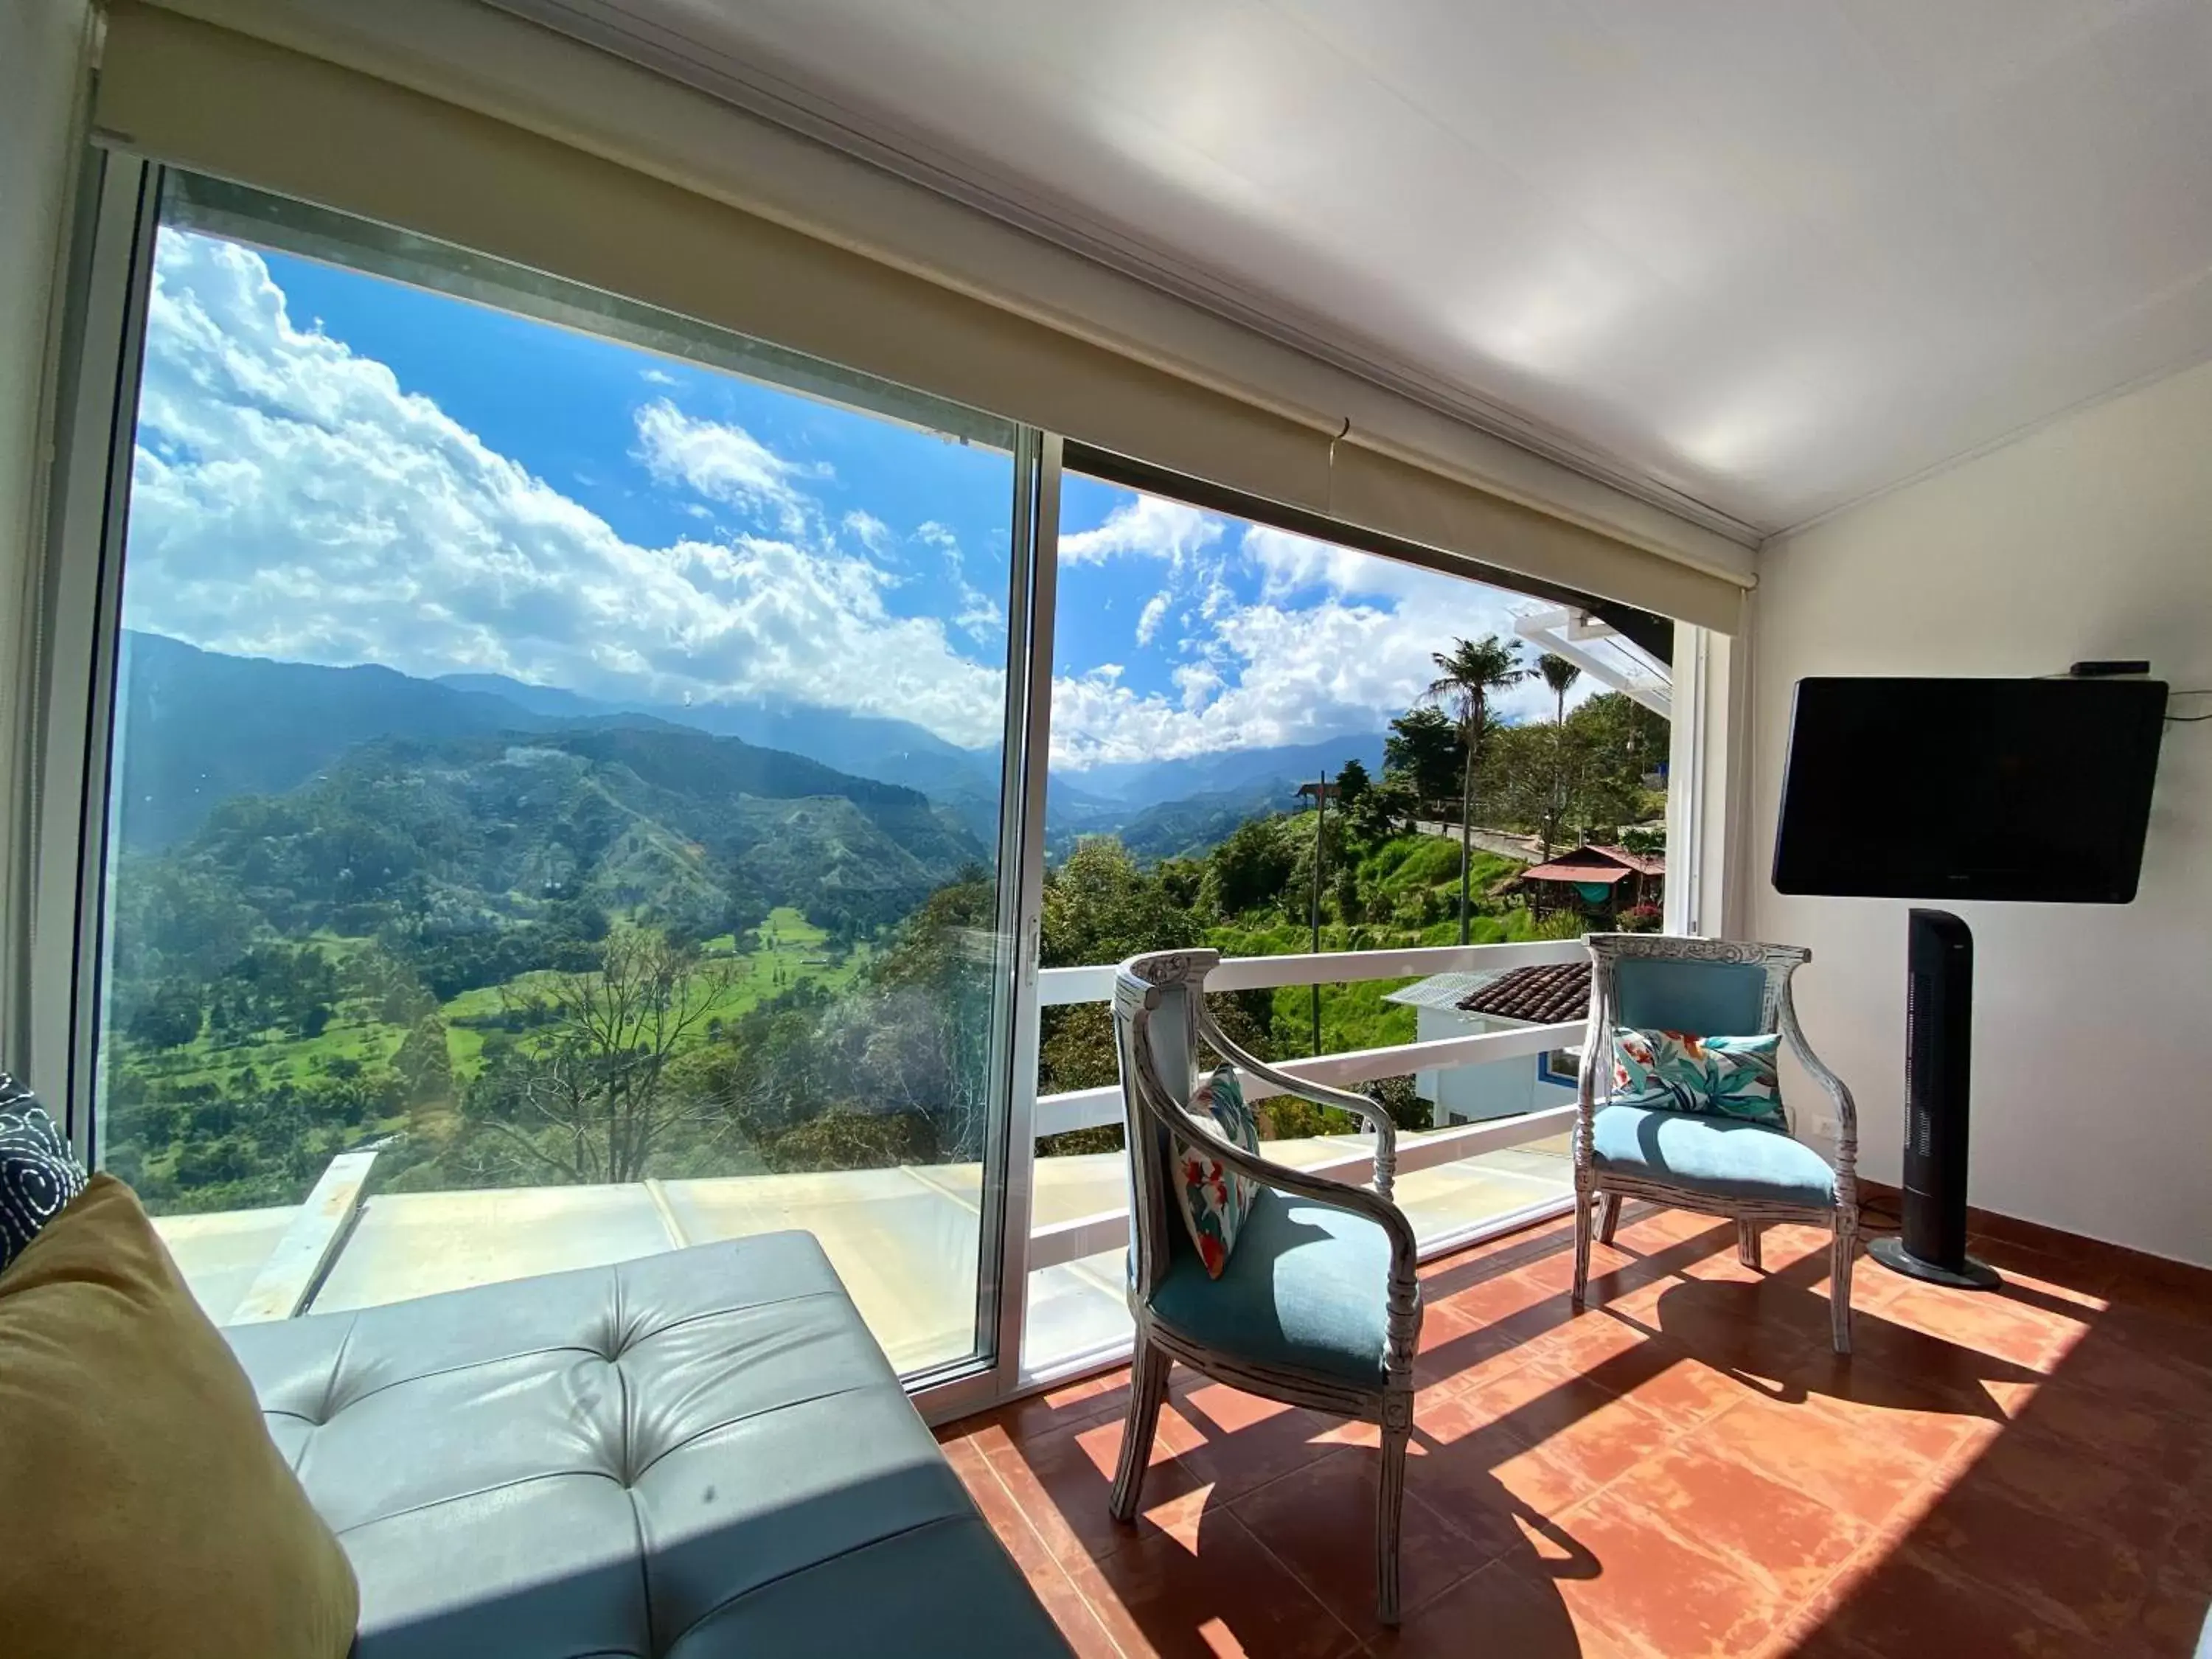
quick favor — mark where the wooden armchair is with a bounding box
[1572,933,1860,1354]
[1107,950,1423,1624]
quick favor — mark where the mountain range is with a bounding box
[113,631,1388,862]
[173,721,984,943]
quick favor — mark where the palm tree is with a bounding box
[1540,653,1582,723]
[1539,654,1582,857]
[1425,635,1531,944]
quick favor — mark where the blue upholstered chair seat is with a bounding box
[1144,1187,1390,1388]
[1591,1103,1837,1209]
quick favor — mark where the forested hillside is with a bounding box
[101,713,993,1211]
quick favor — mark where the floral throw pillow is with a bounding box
[1173,1063,1261,1279]
[1611,1030,1786,1128]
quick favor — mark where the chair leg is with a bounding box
[1108,1329,1172,1523]
[1736,1219,1763,1271]
[1571,1189,1595,1311]
[1829,1222,1855,1357]
[1597,1191,1623,1245]
[1375,1418,1411,1627]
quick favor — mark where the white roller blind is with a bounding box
[97,1,1748,632]
[1328,446,1748,638]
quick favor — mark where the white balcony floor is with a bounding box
[155,1201,301,1324]
[156,1129,1573,1378]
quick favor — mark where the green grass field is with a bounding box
[127,830,1559,1108]
[126,905,872,1098]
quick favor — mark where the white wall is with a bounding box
[1750,359,2212,1267]
[1413,1006,1576,1126]
[0,0,96,1059]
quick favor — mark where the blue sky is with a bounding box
[124,226,1571,768]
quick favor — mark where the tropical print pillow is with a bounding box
[1173,1063,1262,1279]
[1611,1029,1786,1127]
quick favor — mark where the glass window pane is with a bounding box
[1023,476,1673,1372]
[94,177,1026,1378]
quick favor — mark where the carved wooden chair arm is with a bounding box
[1575,983,1613,1150]
[1192,1001,1401,1197]
[1777,985,1858,1184]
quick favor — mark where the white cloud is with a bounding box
[1135,591,1171,647]
[844,509,894,557]
[125,232,1010,747]
[1043,499,1585,767]
[633,399,828,535]
[1172,661,1223,712]
[1059,495,1222,564]
[1048,583,1559,768]
[1244,523,1455,605]
[640,367,678,386]
[916,520,1004,646]
[126,232,1624,778]
[956,593,1005,644]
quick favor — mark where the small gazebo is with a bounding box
[1515,843,1664,922]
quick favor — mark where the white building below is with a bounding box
[1383,962,1592,1127]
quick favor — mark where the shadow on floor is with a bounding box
[955,1203,2211,1656]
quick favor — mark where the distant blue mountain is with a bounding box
[1111,782,1290,863]
[114,632,566,851]
[434,670,997,794]
[1068,732,1388,809]
[115,632,1394,858]
[1044,733,1391,863]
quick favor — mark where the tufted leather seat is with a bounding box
[223,1231,1071,1658]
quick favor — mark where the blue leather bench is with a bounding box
[223,1231,1072,1658]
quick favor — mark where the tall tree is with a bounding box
[1540,653,1582,724]
[1566,692,1670,834]
[460,928,736,1184]
[1334,757,1371,808]
[1383,706,1463,810]
[1539,654,1582,857]
[1425,635,1531,945]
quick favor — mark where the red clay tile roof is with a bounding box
[1455,961,1592,1024]
[1522,860,1633,885]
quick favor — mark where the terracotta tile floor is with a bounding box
[937,1201,2212,1658]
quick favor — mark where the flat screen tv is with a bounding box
[1773,677,2166,903]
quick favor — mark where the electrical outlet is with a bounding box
[1809,1114,1839,1140]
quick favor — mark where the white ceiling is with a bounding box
[512,0,2212,538]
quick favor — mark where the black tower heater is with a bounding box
[1867,910,1998,1289]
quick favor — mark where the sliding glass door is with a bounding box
[43,156,1711,1416]
[68,166,1042,1378]
[1019,466,1676,1376]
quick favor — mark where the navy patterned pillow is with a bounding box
[0,1074,88,1273]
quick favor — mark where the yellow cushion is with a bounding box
[0,1175,358,1659]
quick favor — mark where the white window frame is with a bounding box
[28,153,1744,1425]
[1663,621,1747,939]
[26,150,156,1153]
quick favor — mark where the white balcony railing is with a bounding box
[156,938,1588,1366]
[1026,937,1587,1273]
